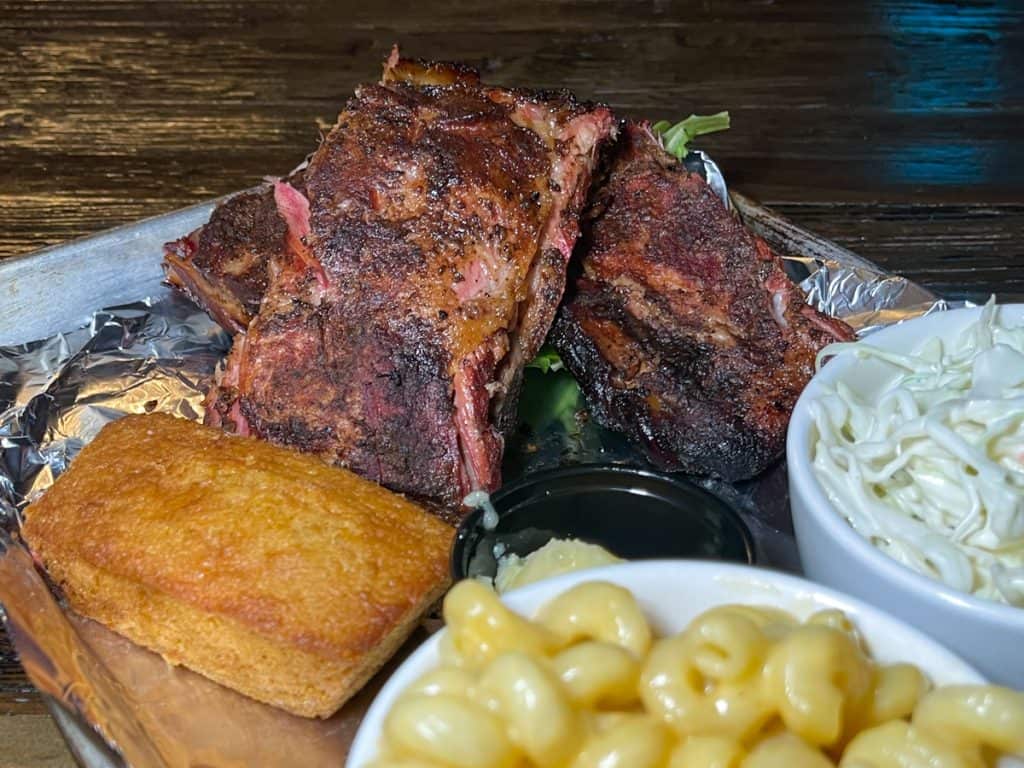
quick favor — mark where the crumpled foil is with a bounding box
[0,163,956,767]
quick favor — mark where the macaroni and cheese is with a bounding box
[367,579,1024,767]
[494,539,623,594]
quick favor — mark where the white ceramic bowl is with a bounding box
[346,560,990,767]
[788,304,1024,688]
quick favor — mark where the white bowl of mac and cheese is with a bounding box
[346,560,1024,767]
[788,303,1024,688]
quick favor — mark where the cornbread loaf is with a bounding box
[21,413,454,718]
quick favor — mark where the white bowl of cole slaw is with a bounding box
[346,560,1001,767]
[788,302,1024,687]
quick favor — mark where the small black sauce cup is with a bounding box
[451,464,755,582]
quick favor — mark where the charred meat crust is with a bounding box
[163,168,308,333]
[201,54,615,508]
[553,123,853,481]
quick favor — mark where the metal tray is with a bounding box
[0,189,943,767]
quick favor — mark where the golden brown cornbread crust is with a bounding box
[21,413,454,718]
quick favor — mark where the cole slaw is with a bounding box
[809,300,1024,606]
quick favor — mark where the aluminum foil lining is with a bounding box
[0,164,958,767]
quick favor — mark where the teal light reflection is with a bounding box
[878,1,1010,185]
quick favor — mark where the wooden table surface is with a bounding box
[2,0,1022,763]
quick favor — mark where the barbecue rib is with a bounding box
[164,168,308,334]
[199,52,615,507]
[552,123,852,481]
[161,60,482,332]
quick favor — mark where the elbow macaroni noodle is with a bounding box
[369,579,1024,768]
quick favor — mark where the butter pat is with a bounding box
[494,538,623,593]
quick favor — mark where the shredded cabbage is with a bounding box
[810,299,1024,606]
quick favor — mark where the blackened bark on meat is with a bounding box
[552,123,853,481]
[202,54,615,509]
[163,168,307,333]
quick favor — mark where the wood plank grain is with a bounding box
[2,0,1022,222]
[770,203,1024,303]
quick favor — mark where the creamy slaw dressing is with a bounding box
[810,301,1024,606]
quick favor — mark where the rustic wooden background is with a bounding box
[2,0,1022,762]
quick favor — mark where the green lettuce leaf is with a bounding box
[652,111,730,159]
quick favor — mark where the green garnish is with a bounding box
[545,373,582,435]
[522,345,580,434]
[652,111,730,160]
[526,344,564,374]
